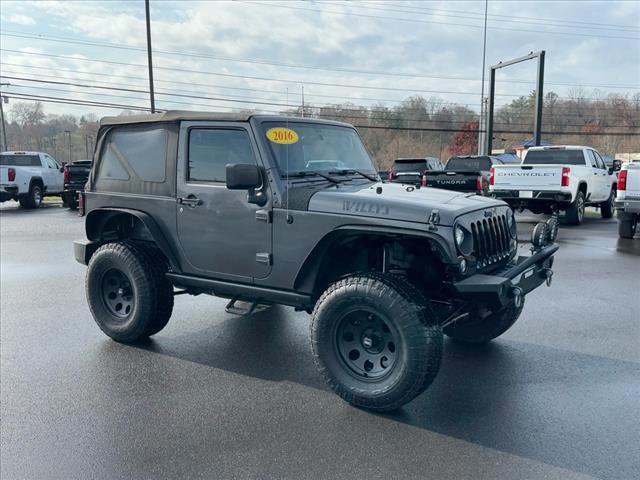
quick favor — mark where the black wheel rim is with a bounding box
[335,309,399,381]
[101,268,134,319]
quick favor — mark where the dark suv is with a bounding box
[75,111,558,411]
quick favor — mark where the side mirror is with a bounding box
[226,163,262,190]
[612,159,622,172]
[59,166,64,173]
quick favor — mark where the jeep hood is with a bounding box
[308,181,505,225]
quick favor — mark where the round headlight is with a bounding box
[455,225,465,246]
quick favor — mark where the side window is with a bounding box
[593,151,606,170]
[45,157,57,169]
[99,127,167,182]
[188,129,256,183]
[587,150,598,168]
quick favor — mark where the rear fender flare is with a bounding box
[85,207,180,271]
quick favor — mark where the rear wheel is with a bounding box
[311,272,442,412]
[564,191,585,225]
[618,213,638,239]
[444,300,524,344]
[86,242,174,343]
[19,184,43,209]
[600,189,615,219]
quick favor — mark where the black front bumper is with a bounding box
[453,243,558,307]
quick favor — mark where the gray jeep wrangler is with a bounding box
[75,111,558,411]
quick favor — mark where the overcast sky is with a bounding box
[1,0,639,120]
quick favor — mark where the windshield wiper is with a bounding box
[284,171,340,184]
[330,169,379,182]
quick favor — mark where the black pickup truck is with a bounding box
[61,160,92,209]
[388,157,444,183]
[424,155,505,195]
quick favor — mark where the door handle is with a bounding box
[178,195,202,207]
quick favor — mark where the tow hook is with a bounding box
[511,286,524,308]
[543,268,553,287]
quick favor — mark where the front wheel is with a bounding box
[618,213,638,239]
[444,300,524,344]
[311,273,442,412]
[600,189,615,219]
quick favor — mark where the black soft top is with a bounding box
[100,110,252,126]
[99,110,354,128]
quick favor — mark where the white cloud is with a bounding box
[5,13,36,25]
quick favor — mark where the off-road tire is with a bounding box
[443,300,524,344]
[564,191,585,226]
[19,183,43,209]
[600,189,615,219]
[86,242,174,343]
[618,213,638,239]
[311,272,442,412]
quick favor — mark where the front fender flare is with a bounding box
[293,224,456,293]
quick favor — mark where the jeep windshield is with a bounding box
[261,122,377,180]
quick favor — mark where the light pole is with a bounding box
[0,83,10,151]
[64,130,72,163]
[145,0,156,113]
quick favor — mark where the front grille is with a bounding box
[470,214,512,267]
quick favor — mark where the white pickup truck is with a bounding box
[0,151,65,208]
[489,146,619,225]
[615,161,640,238]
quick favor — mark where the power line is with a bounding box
[243,1,640,41]
[3,93,638,137]
[2,30,638,90]
[4,81,638,130]
[0,62,542,108]
[353,0,640,30]
[318,0,640,33]
[4,49,629,101]
[3,71,633,121]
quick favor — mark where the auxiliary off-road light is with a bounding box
[546,217,559,242]
[459,258,467,274]
[531,222,549,248]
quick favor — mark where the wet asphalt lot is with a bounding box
[1,201,639,480]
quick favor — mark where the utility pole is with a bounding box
[301,85,305,118]
[145,0,156,113]
[65,130,72,163]
[84,135,89,158]
[477,0,489,155]
[0,83,9,151]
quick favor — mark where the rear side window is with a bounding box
[0,154,41,166]
[99,127,167,182]
[188,129,256,183]
[524,150,586,165]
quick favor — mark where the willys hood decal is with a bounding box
[308,182,505,226]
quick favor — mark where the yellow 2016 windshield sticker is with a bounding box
[266,127,299,145]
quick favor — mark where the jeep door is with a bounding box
[176,122,272,281]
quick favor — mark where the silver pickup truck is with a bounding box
[615,161,640,238]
